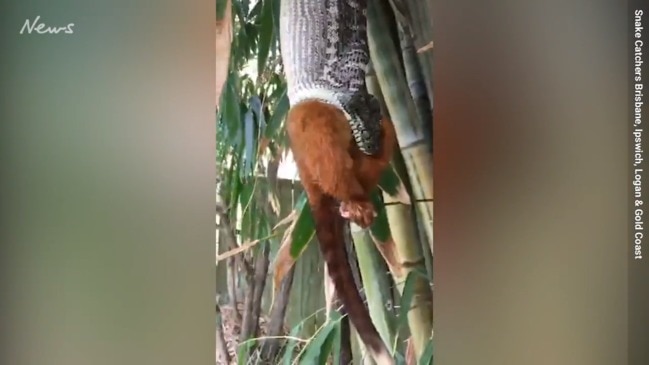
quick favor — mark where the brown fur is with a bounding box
[286,100,396,364]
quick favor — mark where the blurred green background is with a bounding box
[0,1,215,364]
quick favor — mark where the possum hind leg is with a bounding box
[340,117,397,228]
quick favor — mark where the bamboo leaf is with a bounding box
[394,351,407,365]
[272,213,299,294]
[378,163,401,193]
[216,0,229,20]
[418,340,433,365]
[397,271,417,331]
[369,234,404,277]
[243,108,256,176]
[234,24,248,64]
[266,84,289,138]
[298,313,340,365]
[228,160,243,209]
[353,229,398,351]
[271,0,282,42]
[379,163,412,204]
[237,338,255,365]
[220,73,241,141]
[271,194,313,295]
[281,322,305,365]
[249,0,263,17]
[257,0,274,76]
[250,95,267,133]
[243,22,257,57]
[331,316,342,365]
[370,190,391,242]
[318,322,340,365]
[290,192,315,257]
[231,0,246,21]
[268,0,282,59]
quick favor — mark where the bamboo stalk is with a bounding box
[366,68,433,280]
[397,0,434,99]
[378,191,433,358]
[398,27,433,155]
[366,9,434,353]
[368,0,433,256]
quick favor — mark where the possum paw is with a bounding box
[339,200,377,228]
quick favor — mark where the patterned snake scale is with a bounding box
[279,0,382,155]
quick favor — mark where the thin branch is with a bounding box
[216,231,281,262]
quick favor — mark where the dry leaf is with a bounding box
[404,336,417,365]
[323,264,337,322]
[216,238,262,262]
[369,234,404,277]
[417,40,434,53]
[273,209,297,230]
[268,192,281,216]
[258,137,271,154]
[271,218,298,294]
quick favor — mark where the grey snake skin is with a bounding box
[279,0,382,155]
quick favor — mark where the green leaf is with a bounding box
[378,163,406,197]
[220,73,241,141]
[216,0,229,20]
[271,0,281,36]
[225,156,240,207]
[232,0,246,21]
[412,265,431,281]
[236,338,255,365]
[369,190,391,242]
[268,74,283,99]
[233,26,248,65]
[394,352,407,365]
[298,315,340,365]
[331,319,341,365]
[317,321,340,365]
[216,122,230,162]
[290,192,315,258]
[257,0,274,76]
[243,108,257,176]
[418,339,434,365]
[269,0,281,59]
[266,84,289,138]
[249,0,263,18]
[242,22,257,59]
[250,95,267,133]
[234,114,244,161]
[397,271,417,331]
[281,322,305,365]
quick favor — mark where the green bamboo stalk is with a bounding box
[368,0,434,256]
[398,26,433,154]
[366,66,433,281]
[366,20,434,356]
[396,0,434,99]
[380,192,433,358]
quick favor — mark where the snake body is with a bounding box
[279,0,382,155]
